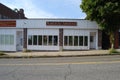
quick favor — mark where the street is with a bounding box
[0,55,120,80]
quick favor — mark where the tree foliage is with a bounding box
[80,0,120,49]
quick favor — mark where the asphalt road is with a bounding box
[0,55,120,80]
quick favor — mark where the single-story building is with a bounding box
[0,19,102,51]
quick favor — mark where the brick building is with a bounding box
[0,3,26,19]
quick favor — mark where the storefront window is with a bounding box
[0,35,14,45]
[43,35,48,45]
[1,35,4,45]
[69,36,73,46]
[28,35,32,45]
[38,36,42,45]
[64,35,88,47]
[9,35,14,45]
[49,36,52,45]
[28,35,58,46]
[64,36,68,46]
[5,35,9,45]
[79,36,83,46]
[54,36,58,46]
[74,36,78,46]
[33,35,37,45]
[0,35,1,45]
[84,36,88,46]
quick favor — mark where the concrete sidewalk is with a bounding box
[3,50,111,58]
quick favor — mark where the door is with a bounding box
[16,31,23,51]
[90,32,96,49]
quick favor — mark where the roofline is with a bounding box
[0,18,88,21]
[25,18,86,20]
[0,3,17,14]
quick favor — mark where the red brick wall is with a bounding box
[114,31,119,48]
[59,29,63,46]
[0,3,26,19]
[23,28,27,49]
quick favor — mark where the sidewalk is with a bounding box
[2,50,111,58]
[2,50,120,58]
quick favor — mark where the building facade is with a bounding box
[0,19,102,51]
[0,3,26,19]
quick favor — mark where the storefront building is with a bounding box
[0,19,102,51]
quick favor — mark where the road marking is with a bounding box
[72,61,120,65]
[0,61,120,66]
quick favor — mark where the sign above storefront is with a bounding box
[0,21,16,27]
[46,22,77,26]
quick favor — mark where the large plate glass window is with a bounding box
[69,36,73,46]
[10,35,14,45]
[79,36,83,46]
[0,35,1,45]
[64,36,68,46]
[0,35,14,45]
[74,36,78,46]
[54,36,58,46]
[84,36,88,46]
[43,35,48,45]
[1,35,4,45]
[38,35,42,45]
[28,35,32,45]
[33,35,37,45]
[5,35,9,45]
[48,36,53,45]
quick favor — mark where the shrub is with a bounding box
[0,51,6,56]
[109,48,119,54]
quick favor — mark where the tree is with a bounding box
[80,0,120,49]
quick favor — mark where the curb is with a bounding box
[0,53,120,59]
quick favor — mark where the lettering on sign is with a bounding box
[0,21,16,27]
[46,22,77,26]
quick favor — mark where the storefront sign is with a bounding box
[0,21,16,27]
[46,22,77,26]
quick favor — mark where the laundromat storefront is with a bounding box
[0,19,101,51]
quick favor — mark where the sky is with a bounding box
[0,0,86,19]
